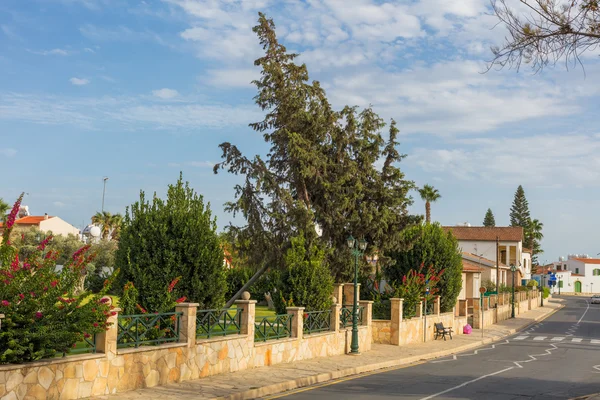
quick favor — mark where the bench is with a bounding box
[434,322,453,341]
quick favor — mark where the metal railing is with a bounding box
[340,305,364,328]
[63,334,96,357]
[117,312,182,348]
[303,310,332,335]
[196,308,243,339]
[254,314,292,342]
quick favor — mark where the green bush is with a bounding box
[543,287,550,298]
[272,234,334,314]
[116,174,227,312]
[527,279,539,288]
[386,223,463,313]
[0,194,114,364]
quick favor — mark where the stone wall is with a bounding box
[0,299,373,400]
[371,296,464,346]
[472,290,541,329]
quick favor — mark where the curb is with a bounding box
[215,305,562,400]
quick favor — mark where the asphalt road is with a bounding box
[265,296,600,400]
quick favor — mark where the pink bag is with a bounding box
[463,324,472,334]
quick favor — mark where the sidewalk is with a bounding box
[91,300,563,400]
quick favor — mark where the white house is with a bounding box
[0,214,81,237]
[443,225,530,284]
[538,255,600,294]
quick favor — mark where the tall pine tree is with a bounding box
[214,13,420,283]
[483,208,496,227]
[509,185,530,228]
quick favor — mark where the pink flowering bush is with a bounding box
[0,194,116,364]
[395,263,444,318]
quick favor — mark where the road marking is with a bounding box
[533,336,547,341]
[419,367,514,400]
[594,365,600,374]
[577,301,590,324]
[551,337,565,342]
[572,338,583,343]
[591,340,600,344]
[514,336,528,340]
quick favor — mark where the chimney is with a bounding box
[44,213,48,220]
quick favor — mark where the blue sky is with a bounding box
[1,0,600,263]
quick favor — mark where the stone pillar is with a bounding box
[359,300,373,327]
[330,303,341,333]
[458,300,467,317]
[333,284,344,305]
[175,303,198,347]
[286,307,305,339]
[343,283,361,306]
[390,298,403,346]
[415,301,423,318]
[472,300,481,329]
[97,306,120,359]
[235,299,257,338]
[433,296,441,315]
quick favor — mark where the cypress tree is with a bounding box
[509,185,530,228]
[483,208,496,227]
[214,13,419,284]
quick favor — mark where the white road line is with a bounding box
[578,301,590,325]
[419,367,514,400]
[514,336,528,340]
[572,338,583,343]
[551,337,565,342]
[591,340,600,344]
[533,336,547,341]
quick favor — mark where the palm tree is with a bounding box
[418,184,441,223]
[527,218,544,263]
[91,211,123,240]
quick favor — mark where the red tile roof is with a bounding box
[0,216,54,228]
[462,259,484,272]
[462,252,508,269]
[573,258,600,264]
[443,226,523,242]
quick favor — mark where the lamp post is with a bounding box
[541,274,545,307]
[347,235,367,355]
[558,275,561,295]
[102,177,109,213]
[510,263,517,318]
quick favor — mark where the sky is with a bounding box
[1,0,600,264]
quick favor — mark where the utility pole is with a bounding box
[102,177,109,213]
[496,236,500,306]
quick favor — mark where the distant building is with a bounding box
[534,254,600,294]
[443,225,530,284]
[0,214,81,237]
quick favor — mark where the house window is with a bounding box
[576,268,580,274]
[557,265,562,271]
[594,269,600,276]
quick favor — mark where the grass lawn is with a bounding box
[230,304,276,319]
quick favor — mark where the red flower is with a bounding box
[35,312,43,319]
[5,194,23,230]
[93,323,99,327]
[136,304,147,314]
[99,297,110,304]
[50,280,58,288]
[84,333,91,339]
[110,311,117,316]
[1,300,10,307]
[18,294,24,300]
[10,254,19,271]
[30,292,36,298]
[37,236,53,251]
[168,277,181,293]
[175,296,187,304]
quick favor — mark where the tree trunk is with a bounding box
[225,263,269,308]
[425,201,431,223]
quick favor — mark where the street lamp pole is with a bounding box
[541,275,545,307]
[510,264,516,318]
[347,235,367,355]
[558,276,561,295]
[102,177,109,213]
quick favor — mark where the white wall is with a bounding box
[39,217,81,237]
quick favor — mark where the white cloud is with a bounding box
[70,77,90,86]
[0,148,17,157]
[152,88,179,99]
[84,47,95,53]
[410,134,600,186]
[204,68,258,88]
[0,92,260,130]
[53,201,67,208]
[29,48,70,56]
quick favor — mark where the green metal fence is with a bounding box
[62,334,96,357]
[254,314,292,342]
[196,308,243,339]
[117,312,182,349]
[340,305,364,328]
[303,310,332,335]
